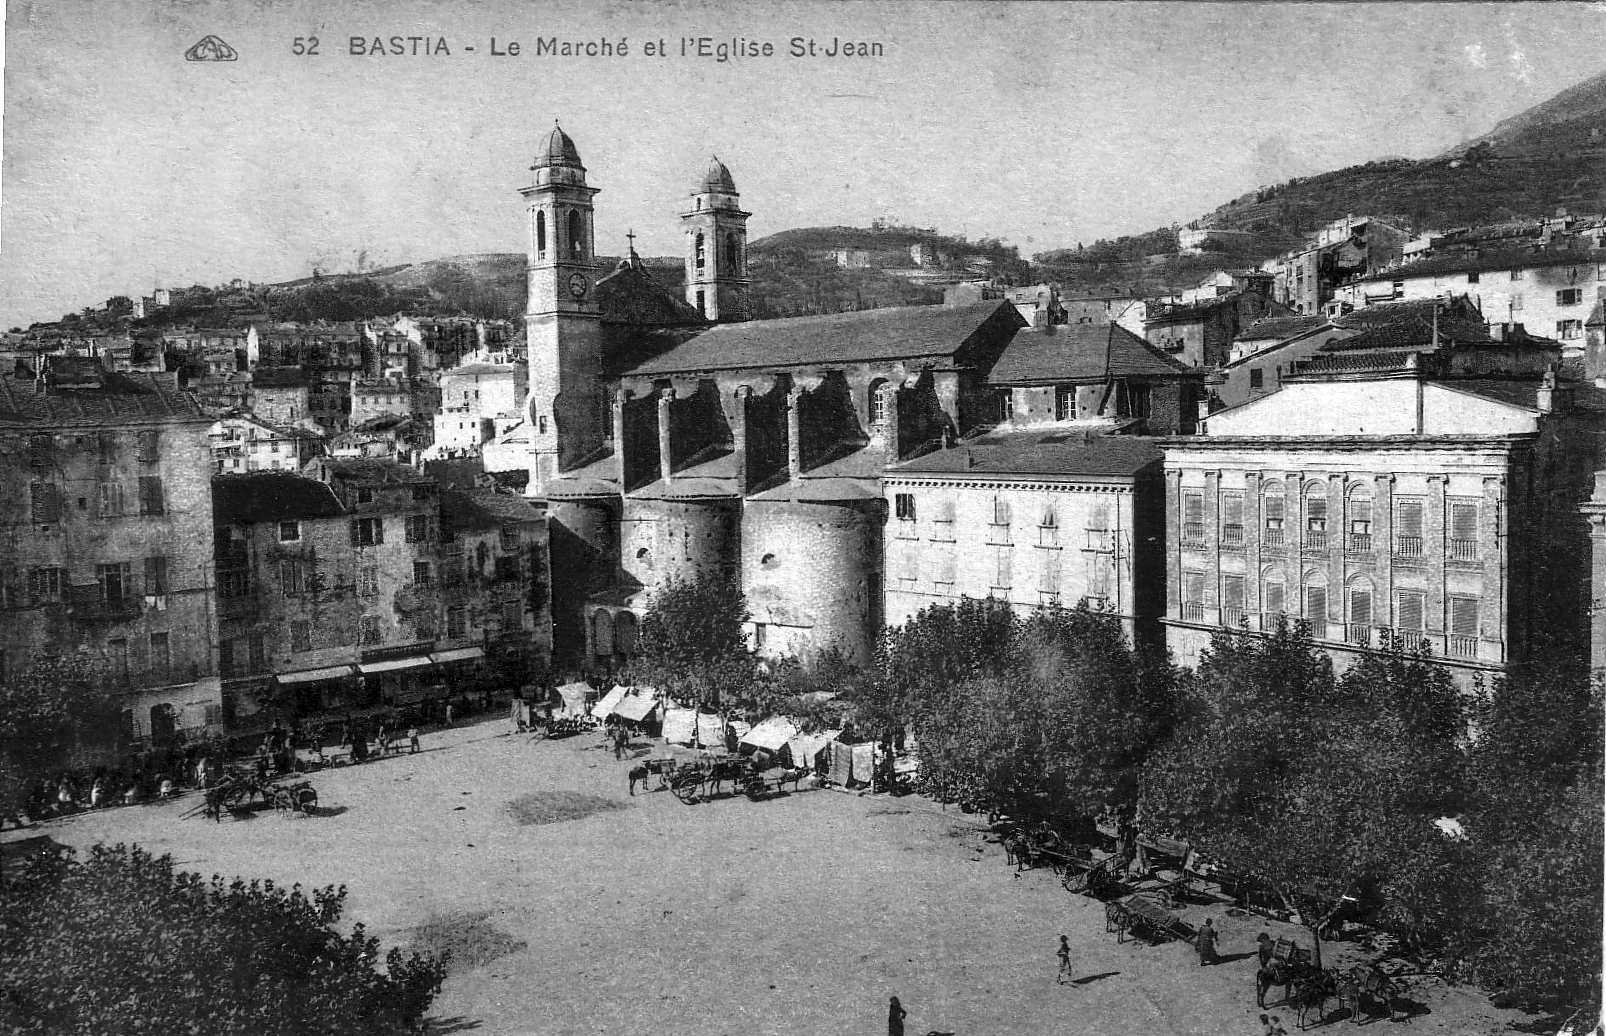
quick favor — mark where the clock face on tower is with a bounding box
[568,273,588,299]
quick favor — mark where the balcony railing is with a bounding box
[1221,605,1247,627]
[1221,524,1244,548]
[1308,618,1329,638]
[1262,527,1285,549]
[1449,539,1478,562]
[1345,623,1373,646]
[1448,634,1479,659]
[1084,529,1114,552]
[986,523,1013,546]
[1303,530,1328,551]
[1181,602,1205,622]
[1346,533,1372,553]
[1182,521,1205,543]
[1394,535,1423,558]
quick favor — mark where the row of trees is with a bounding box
[864,598,1601,1017]
[627,579,1599,1017]
[0,844,446,1034]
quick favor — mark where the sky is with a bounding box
[1,0,1603,328]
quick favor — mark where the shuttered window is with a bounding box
[993,548,1012,589]
[144,556,168,595]
[1305,491,1327,530]
[30,482,61,523]
[1039,552,1061,593]
[1349,493,1372,533]
[1305,585,1328,624]
[1183,570,1206,604]
[1222,574,1245,607]
[935,551,956,585]
[28,566,64,603]
[1450,503,1478,539]
[1450,596,1479,637]
[1263,488,1285,531]
[1396,590,1425,631]
[138,476,165,516]
[992,496,1012,526]
[1349,587,1373,625]
[1263,581,1285,615]
[137,430,160,463]
[28,435,51,468]
[1182,492,1204,524]
[1395,499,1424,538]
[1222,492,1244,527]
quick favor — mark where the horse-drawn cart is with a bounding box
[1105,892,1192,944]
[667,755,808,804]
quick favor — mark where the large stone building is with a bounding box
[212,463,550,723]
[1,358,222,742]
[518,124,1037,668]
[1163,360,1606,687]
[1337,246,1606,358]
[882,434,1166,645]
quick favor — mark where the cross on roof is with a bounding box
[626,229,636,249]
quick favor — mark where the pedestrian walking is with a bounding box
[887,996,907,1036]
[1056,934,1073,984]
[1196,917,1220,966]
[408,726,421,754]
[445,701,456,727]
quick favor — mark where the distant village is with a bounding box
[3,121,1606,745]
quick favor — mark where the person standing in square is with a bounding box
[1057,934,1073,984]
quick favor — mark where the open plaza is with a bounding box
[3,718,1534,1036]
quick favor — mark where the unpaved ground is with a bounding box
[8,722,1535,1036]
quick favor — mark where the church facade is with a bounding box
[519,124,1041,669]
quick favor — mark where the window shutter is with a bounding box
[1306,493,1327,523]
[138,476,164,516]
[1305,585,1327,621]
[1349,588,1373,625]
[1183,492,1203,524]
[993,496,1012,525]
[1264,581,1285,614]
[1040,502,1057,528]
[1396,499,1424,538]
[1222,574,1245,607]
[1350,495,1372,525]
[1450,597,1479,637]
[28,435,51,468]
[31,482,60,523]
[350,520,361,546]
[1263,491,1284,523]
[994,548,1012,587]
[137,430,160,462]
[1450,502,1478,541]
[1039,552,1060,592]
[1222,492,1244,527]
[1183,570,1206,603]
[1396,590,1425,631]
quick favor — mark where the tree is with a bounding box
[0,843,446,1035]
[633,573,755,710]
[1141,623,1471,968]
[0,651,122,823]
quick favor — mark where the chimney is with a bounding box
[964,448,976,470]
[1537,365,1573,415]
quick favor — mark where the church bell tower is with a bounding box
[682,156,750,323]
[522,121,605,492]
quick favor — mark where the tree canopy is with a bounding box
[633,573,755,708]
[0,651,122,822]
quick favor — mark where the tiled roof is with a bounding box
[444,363,520,378]
[308,456,431,483]
[1319,319,1491,353]
[627,300,1024,376]
[252,365,309,388]
[987,324,1195,386]
[440,489,541,534]
[887,429,1161,480]
[1332,298,1472,328]
[1358,247,1606,282]
[1238,315,1327,341]
[598,259,704,328]
[212,472,345,524]
[0,370,208,429]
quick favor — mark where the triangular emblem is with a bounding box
[185,35,237,62]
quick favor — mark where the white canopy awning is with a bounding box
[614,692,659,723]
[556,682,591,718]
[741,716,800,752]
[358,655,433,676]
[430,646,485,665]
[591,685,630,721]
[276,665,355,685]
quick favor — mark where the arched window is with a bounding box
[615,612,639,655]
[568,211,584,259]
[1302,571,1329,639]
[1346,484,1373,552]
[535,210,546,258]
[1261,566,1286,626]
[1346,577,1375,646]
[725,233,740,275]
[1304,482,1329,546]
[695,232,706,271]
[867,378,888,427]
[592,609,614,656]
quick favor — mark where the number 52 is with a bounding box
[292,36,320,55]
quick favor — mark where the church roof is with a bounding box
[532,124,583,170]
[597,259,704,328]
[887,429,1162,481]
[697,156,737,194]
[987,324,1196,386]
[627,300,1024,376]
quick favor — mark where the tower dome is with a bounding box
[533,122,583,170]
[696,155,737,194]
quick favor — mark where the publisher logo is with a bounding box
[185,35,238,62]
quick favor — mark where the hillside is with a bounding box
[1033,69,1606,295]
